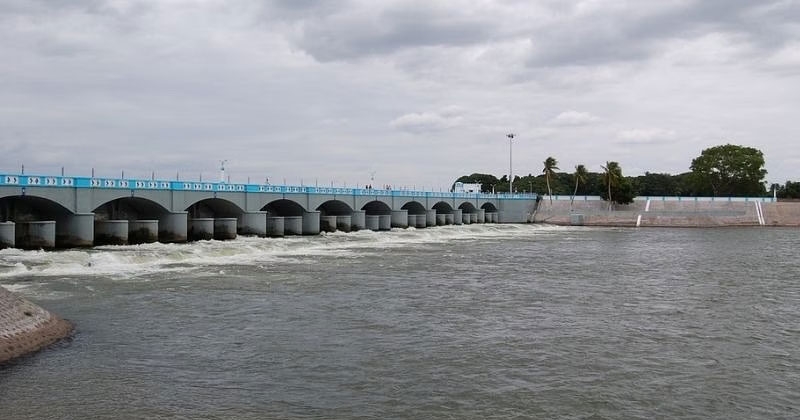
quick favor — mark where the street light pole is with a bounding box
[507,133,515,193]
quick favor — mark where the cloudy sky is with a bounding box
[2,0,799,190]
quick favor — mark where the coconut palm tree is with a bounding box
[570,164,588,210]
[542,157,559,204]
[601,161,621,210]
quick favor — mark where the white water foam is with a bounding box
[0,224,574,280]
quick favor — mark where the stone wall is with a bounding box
[533,199,800,227]
[0,286,73,364]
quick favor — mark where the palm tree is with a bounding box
[601,161,621,210]
[570,164,588,210]
[542,157,559,204]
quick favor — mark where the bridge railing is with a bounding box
[0,173,538,200]
[541,194,776,203]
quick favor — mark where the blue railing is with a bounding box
[0,173,537,200]
[542,194,776,203]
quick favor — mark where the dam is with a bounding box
[0,172,537,249]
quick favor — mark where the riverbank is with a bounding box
[533,199,800,227]
[0,286,73,364]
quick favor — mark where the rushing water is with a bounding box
[0,225,798,419]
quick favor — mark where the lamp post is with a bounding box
[507,133,515,193]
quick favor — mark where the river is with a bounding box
[1,225,798,419]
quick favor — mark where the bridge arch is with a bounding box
[401,201,426,215]
[432,201,454,214]
[0,195,74,221]
[186,198,244,218]
[93,197,170,220]
[480,202,498,212]
[316,200,353,216]
[362,200,391,215]
[458,202,478,213]
[261,199,305,217]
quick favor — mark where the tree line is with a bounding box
[454,144,800,201]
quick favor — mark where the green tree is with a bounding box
[542,157,559,204]
[690,144,767,196]
[600,161,634,207]
[777,181,800,199]
[571,164,588,209]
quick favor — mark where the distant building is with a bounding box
[452,182,482,193]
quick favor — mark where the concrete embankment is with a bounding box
[534,198,799,227]
[0,286,73,364]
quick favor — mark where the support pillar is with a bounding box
[268,217,285,237]
[436,214,446,226]
[426,210,437,227]
[15,221,56,250]
[189,218,214,241]
[336,215,352,233]
[470,213,479,224]
[414,214,426,228]
[391,210,408,228]
[95,220,129,245]
[365,215,380,231]
[159,212,188,243]
[238,211,267,236]
[444,214,454,225]
[213,218,237,240]
[452,209,463,225]
[129,220,159,244]
[321,216,337,232]
[302,211,320,235]
[351,211,365,231]
[378,215,392,231]
[56,213,94,248]
[0,222,15,249]
[284,216,303,235]
[477,209,485,223]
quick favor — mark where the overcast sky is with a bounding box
[2,0,799,190]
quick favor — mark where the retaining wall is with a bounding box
[0,286,73,364]
[533,199,799,227]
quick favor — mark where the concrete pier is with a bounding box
[238,211,267,236]
[15,221,56,250]
[365,215,380,231]
[426,210,437,227]
[320,216,337,232]
[453,209,463,225]
[0,221,14,249]
[436,214,446,226]
[462,212,471,224]
[188,218,214,241]
[445,214,454,225]
[268,217,285,237]
[391,210,408,228]
[336,215,352,233]
[129,220,159,244]
[213,218,237,240]
[378,215,392,231]
[414,214,427,228]
[159,212,188,243]
[56,213,94,248]
[351,211,365,231]
[477,209,485,223]
[284,216,303,235]
[94,220,128,245]
[302,211,320,235]
[470,213,479,224]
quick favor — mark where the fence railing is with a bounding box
[542,194,776,203]
[0,173,537,200]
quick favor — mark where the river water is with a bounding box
[0,225,798,419]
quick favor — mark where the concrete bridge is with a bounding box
[0,173,537,249]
